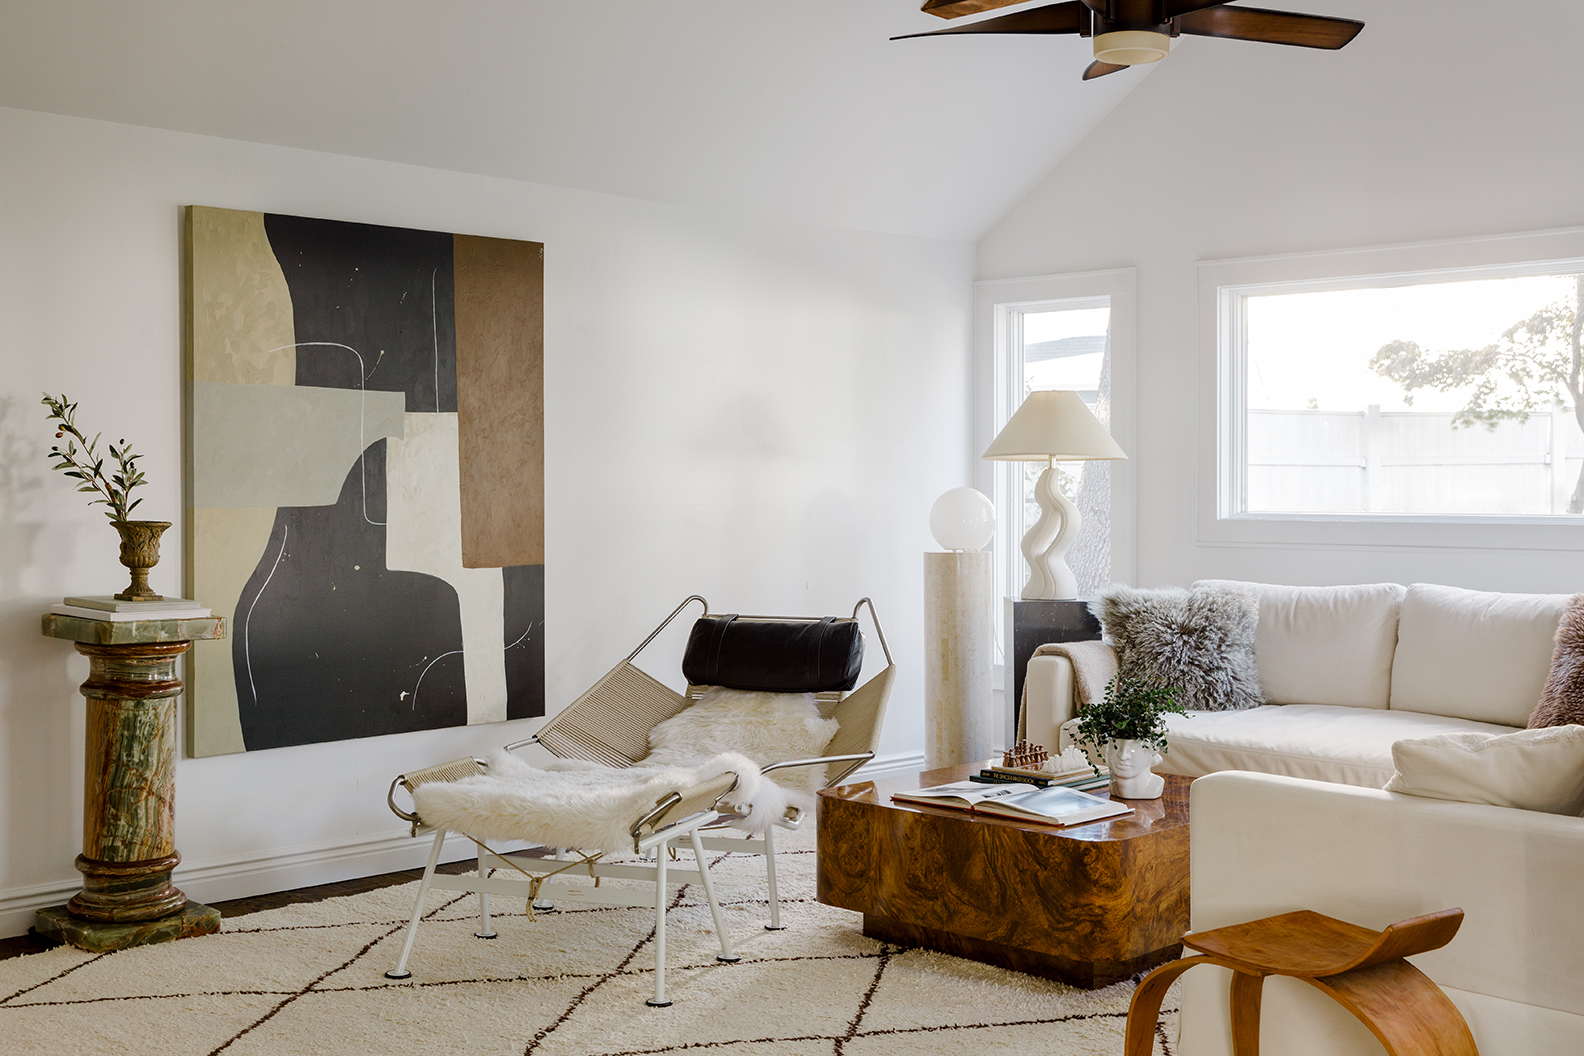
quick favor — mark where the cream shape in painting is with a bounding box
[385,412,509,724]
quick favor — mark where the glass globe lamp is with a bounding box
[929,487,995,552]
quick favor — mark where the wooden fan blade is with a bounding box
[1176,6,1364,49]
[1166,0,1234,14]
[1083,60,1129,79]
[893,2,1086,39]
[922,0,1029,18]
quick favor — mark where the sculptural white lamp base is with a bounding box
[981,390,1128,602]
[1023,459,1081,601]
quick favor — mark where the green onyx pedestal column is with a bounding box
[36,614,229,952]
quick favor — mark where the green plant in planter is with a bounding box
[1073,674,1187,773]
[41,393,147,521]
[42,392,169,601]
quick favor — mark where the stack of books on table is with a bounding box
[52,596,212,622]
[971,761,1111,793]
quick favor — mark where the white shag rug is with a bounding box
[0,822,1178,1056]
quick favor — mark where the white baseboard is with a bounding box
[0,878,82,942]
[0,829,481,941]
[850,749,925,780]
[0,750,930,941]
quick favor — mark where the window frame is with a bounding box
[1198,226,1584,553]
[974,269,1139,669]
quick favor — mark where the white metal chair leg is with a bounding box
[475,844,497,939]
[647,840,672,1007]
[534,847,562,911]
[762,824,785,931]
[386,829,447,979]
[689,829,739,963]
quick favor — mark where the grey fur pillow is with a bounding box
[1093,584,1263,712]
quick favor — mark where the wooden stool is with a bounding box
[1125,907,1477,1056]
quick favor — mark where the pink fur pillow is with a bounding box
[1529,594,1584,728]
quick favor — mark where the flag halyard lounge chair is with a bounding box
[383,595,895,1006]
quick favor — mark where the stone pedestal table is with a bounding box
[37,613,228,952]
[923,550,993,768]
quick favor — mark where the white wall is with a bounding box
[976,0,1584,595]
[0,105,971,935]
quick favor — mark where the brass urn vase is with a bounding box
[112,520,171,602]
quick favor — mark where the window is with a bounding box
[1237,272,1582,518]
[1199,228,1584,552]
[974,269,1137,666]
[1003,299,1113,597]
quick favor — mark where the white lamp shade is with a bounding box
[981,390,1127,462]
[929,487,995,551]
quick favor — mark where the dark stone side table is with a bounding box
[1002,598,1101,746]
[36,613,228,952]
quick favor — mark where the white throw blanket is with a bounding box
[412,688,839,851]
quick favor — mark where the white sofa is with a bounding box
[1026,580,1571,787]
[1022,580,1584,1056]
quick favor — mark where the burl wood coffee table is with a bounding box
[816,763,1190,989]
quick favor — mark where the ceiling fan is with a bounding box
[893,0,1364,81]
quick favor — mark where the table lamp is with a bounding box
[982,390,1127,600]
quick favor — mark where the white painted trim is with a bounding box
[849,750,926,781]
[973,268,1139,601]
[1197,226,1584,552]
[0,829,483,940]
[0,879,82,942]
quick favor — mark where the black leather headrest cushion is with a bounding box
[681,615,864,693]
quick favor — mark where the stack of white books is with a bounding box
[52,596,212,622]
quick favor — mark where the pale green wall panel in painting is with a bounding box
[192,381,406,508]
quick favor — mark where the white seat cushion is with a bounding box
[1154,704,1522,788]
[1390,584,1572,727]
[1196,580,1405,709]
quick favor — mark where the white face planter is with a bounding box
[1105,739,1165,800]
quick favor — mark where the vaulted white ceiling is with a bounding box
[0,0,1150,242]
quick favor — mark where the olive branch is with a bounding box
[41,393,147,522]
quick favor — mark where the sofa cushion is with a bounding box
[1390,584,1572,727]
[1384,725,1584,815]
[1195,580,1404,709]
[1152,704,1522,788]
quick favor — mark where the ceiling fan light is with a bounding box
[1093,30,1170,66]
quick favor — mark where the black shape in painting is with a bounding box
[233,440,468,750]
[503,563,546,721]
[264,213,458,414]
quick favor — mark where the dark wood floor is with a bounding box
[0,856,488,962]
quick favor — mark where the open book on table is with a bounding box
[892,780,1133,826]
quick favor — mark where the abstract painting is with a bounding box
[184,206,544,756]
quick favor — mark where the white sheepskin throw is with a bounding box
[644,687,839,795]
[412,750,778,852]
[411,688,840,849]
